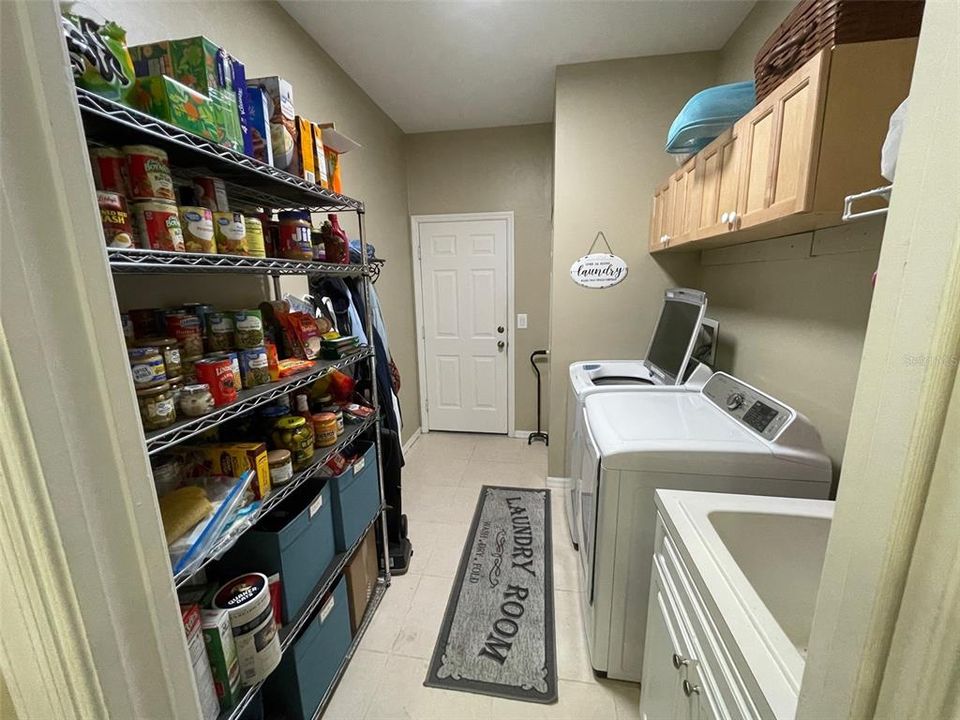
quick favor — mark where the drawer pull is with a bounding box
[682,679,701,697]
[672,653,689,669]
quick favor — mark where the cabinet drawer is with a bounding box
[656,521,753,720]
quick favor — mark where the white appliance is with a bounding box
[563,288,710,547]
[577,372,832,682]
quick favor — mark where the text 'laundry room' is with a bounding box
[3,2,957,720]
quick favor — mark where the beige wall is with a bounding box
[548,54,715,474]
[94,1,420,442]
[405,125,554,432]
[715,0,794,85]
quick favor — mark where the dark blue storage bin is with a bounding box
[330,442,380,552]
[264,575,351,720]
[219,479,335,623]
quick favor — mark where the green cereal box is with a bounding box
[130,36,232,96]
[200,608,241,710]
[210,87,243,152]
[130,75,224,144]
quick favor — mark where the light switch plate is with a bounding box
[517,313,528,329]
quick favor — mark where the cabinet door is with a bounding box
[737,50,828,230]
[696,128,741,237]
[648,188,664,252]
[650,180,673,252]
[672,160,700,246]
[639,585,685,720]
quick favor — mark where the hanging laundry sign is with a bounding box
[569,232,628,289]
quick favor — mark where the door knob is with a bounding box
[672,653,689,669]
[682,679,701,697]
[497,325,505,333]
[497,340,505,351]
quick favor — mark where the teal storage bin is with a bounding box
[264,575,351,720]
[219,479,335,623]
[330,442,380,552]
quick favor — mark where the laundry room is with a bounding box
[3,2,957,720]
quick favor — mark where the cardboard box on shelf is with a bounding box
[317,124,361,195]
[130,36,232,96]
[176,442,271,500]
[311,123,329,189]
[248,76,296,174]
[201,608,241,712]
[246,85,273,165]
[295,116,316,184]
[180,604,221,720]
[344,527,379,633]
[210,86,243,152]
[230,58,253,157]
[129,75,224,144]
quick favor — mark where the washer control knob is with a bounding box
[726,392,745,411]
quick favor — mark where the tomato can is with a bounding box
[193,176,229,213]
[165,312,204,357]
[90,147,129,196]
[195,358,238,406]
[178,206,216,254]
[97,191,136,248]
[206,351,241,391]
[134,200,185,252]
[213,212,248,255]
[123,145,175,201]
[244,217,266,258]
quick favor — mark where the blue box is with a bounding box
[245,85,273,166]
[230,58,253,157]
[330,442,381,552]
[219,480,335,623]
[264,575,351,720]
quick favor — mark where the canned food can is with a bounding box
[195,358,238,406]
[97,191,136,248]
[90,147,129,196]
[193,176,229,213]
[120,313,135,341]
[244,217,266,258]
[123,145,175,201]
[134,200,185,252]
[178,206,216,254]
[165,313,204,357]
[239,346,270,388]
[213,574,280,686]
[231,309,264,349]
[206,351,241,391]
[129,308,162,338]
[206,312,236,351]
[213,212,248,255]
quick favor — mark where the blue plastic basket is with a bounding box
[666,81,756,155]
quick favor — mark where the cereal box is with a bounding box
[295,116,316,184]
[247,76,295,173]
[129,75,223,144]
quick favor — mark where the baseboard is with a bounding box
[401,428,422,456]
[546,476,570,489]
[510,430,534,439]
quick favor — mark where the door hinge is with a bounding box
[417,245,422,260]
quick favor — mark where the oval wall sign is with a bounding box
[569,253,628,289]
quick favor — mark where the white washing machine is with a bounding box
[577,372,832,682]
[563,288,711,547]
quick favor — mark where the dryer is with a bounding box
[563,288,710,548]
[577,372,832,682]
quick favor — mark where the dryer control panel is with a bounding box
[702,373,795,441]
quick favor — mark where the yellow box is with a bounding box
[295,116,316,184]
[177,442,271,500]
[311,123,329,189]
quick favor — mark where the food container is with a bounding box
[134,337,182,378]
[244,217,266,258]
[195,358,238,406]
[120,313,135,342]
[129,308,163,338]
[133,200,185,252]
[206,312,235,351]
[180,303,215,332]
[150,456,181,495]
[97,191,136,248]
[179,206,216,254]
[267,449,294,487]
[90,146,129,196]
[206,351,241,392]
[167,376,185,407]
[213,212,248,255]
[180,354,204,383]
[128,346,167,389]
[123,144,175,201]
[311,413,338,448]
[310,229,327,261]
[320,405,344,434]
[271,416,315,470]
[137,382,176,430]
[277,211,312,261]
[258,405,290,441]
[232,309,264,349]
[179,384,215,417]
[165,313,204,357]
[264,341,280,381]
[129,75,226,145]
[193,176,229,213]
[239,346,271,388]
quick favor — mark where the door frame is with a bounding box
[410,211,516,436]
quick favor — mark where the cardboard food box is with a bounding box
[201,608,241,711]
[180,604,221,720]
[210,86,243,152]
[246,85,273,165]
[311,123,329,189]
[344,527,379,633]
[130,75,224,144]
[176,442,271,500]
[317,124,361,195]
[230,58,254,157]
[130,36,232,96]
[247,76,296,173]
[295,116,316,184]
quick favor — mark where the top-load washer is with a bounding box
[576,372,832,682]
[563,288,711,547]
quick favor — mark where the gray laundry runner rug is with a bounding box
[424,486,556,703]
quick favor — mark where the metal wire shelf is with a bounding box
[76,89,363,213]
[144,348,373,455]
[172,417,378,588]
[107,248,368,277]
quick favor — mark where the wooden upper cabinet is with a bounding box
[649,180,672,251]
[649,38,918,253]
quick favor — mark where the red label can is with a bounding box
[134,200,185,252]
[90,147,130,196]
[97,191,135,248]
[123,145,175,201]
[165,313,204,357]
[193,176,229,213]
[195,358,238,406]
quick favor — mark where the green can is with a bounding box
[231,309,263,349]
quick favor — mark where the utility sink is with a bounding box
[655,490,834,720]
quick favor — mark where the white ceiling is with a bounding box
[281,1,755,134]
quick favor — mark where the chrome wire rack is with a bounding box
[107,248,368,276]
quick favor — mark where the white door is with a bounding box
[416,216,510,433]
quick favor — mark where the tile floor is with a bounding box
[325,432,640,720]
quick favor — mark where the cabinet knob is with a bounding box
[720,212,729,223]
[728,211,738,228]
[682,679,701,697]
[662,235,671,244]
[672,653,689,669]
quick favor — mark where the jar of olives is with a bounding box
[271,416,315,470]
